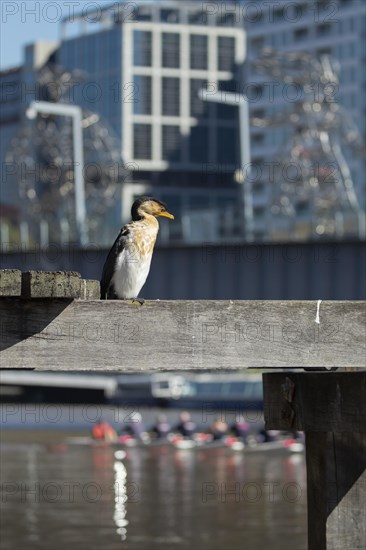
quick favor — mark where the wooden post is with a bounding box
[263,372,366,550]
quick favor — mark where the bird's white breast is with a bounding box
[111,227,158,299]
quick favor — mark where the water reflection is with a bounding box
[114,451,128,541]
[1,438,307,550]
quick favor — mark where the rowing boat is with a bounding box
[64,435,304,454]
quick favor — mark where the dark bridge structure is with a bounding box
[1,240,365,300]
[0,267,365,550]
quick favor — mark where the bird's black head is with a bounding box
[131,196,174,221]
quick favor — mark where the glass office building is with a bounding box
[1,0,365,244]
[58,1,246,241]
[245,0,366,239]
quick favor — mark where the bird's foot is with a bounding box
[131,297,145,305]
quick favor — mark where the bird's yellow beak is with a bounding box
[158,211,174,220]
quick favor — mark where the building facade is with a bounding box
[1,0,365,245]
[58,1,246,242]
[244,0,366,239]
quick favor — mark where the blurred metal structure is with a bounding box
[26,101,87,245]
[199,88,253,242]
[252,49,365,240]
[5,64,126,246]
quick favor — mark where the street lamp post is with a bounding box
[26,100,87,246]
[199,89,254,242]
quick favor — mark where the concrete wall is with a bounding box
[1,241,365,300]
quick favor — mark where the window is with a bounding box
[218,36,235,71]
[161,9,179,23]
[251,37,264,52]
[253,382,263,399]
[217,81,237,120]
[252,108,265,119]
[189,195,209,209]
[252,133,265,145]
[348,42,356,57]
[294,27,308,41]
[217,127,237,164]
[190,78,208,117]
[317,47,332,56]
[296,201,309,215]
[217,13,236,27]
[132,5,152,21]
[253,11,263,25]
[162,126,181,161]
[133,30,152,66]
[133,124,152,159]
[317,23,332,37]
[133,76,152,115]
[162,33,180,68]
[297,3,308,16]
[216,103,238,120]
[254,206,265,218]
[162,77,180,116]
[190,35,208,70]
[273,8,285,22]
[189,126,208,163]
[253,181,265,193]
[188,10,207,25]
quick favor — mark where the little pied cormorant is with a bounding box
[100,196,174,300]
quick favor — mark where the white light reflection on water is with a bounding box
[25,446,40,545]
[113,451,128,542]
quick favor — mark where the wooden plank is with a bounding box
[263,372,366,432]
[0,270,21,296]
[306,432,366,550]
[0,299,365,370]
[79,279,100,300]
[17,271,100,300]
[21,271,82,298]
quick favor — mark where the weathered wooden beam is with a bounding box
[21,271,82,298]
[0,270,100,300]
[0,269,22,296]
[263,372,366,432]
[0,299,365,370]
[263,372,366,550]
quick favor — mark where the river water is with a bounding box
[1,430,307,550]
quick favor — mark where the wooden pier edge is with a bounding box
[1,270,365,370]
[263,372,366,550]
[1,270,366,549]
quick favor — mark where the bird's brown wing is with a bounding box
[100,224,131,299]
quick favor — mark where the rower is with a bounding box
[151,414,171,439]
[174,411,196,438]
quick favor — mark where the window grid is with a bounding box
[162,77,180,116]
[133,123,152,159]
[190,35,208,70]
[133,30,152,67]
[162,125,181,161]
[218,36,235,71]
[162,32,180,68]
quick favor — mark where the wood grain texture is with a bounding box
[263,372,366,431]
[0,299,365,370]
[306,432,366,550]
[21,271,82,298]
[0,270,21,296]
